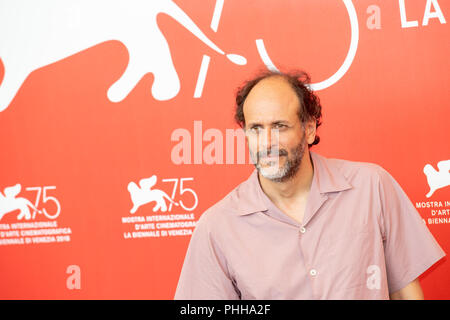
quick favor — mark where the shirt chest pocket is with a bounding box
[322,230,378,292]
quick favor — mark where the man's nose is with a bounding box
[258,127,279,152]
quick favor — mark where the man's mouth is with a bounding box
[258,154,286,165]
[262,155,281,160]
[259,150,286,159]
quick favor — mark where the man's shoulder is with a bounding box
[197,174,252,226]
[327,156,383,172]
[319,153,388,183]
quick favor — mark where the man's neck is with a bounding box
[258,151,314,203]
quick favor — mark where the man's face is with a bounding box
[243,76,314,182]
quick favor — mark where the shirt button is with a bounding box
[310,269,317,276]
[300,227,306,234]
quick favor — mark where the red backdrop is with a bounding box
[0,0,449,299]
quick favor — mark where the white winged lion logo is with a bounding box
[0,0,246,112]
[423,160,450,198]
[0,184,42,220]
[127,175,178,213]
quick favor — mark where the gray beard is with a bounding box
[252,134,307,183]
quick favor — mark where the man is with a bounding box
[174,70,445,300]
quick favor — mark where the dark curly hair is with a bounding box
[234,69,322,147]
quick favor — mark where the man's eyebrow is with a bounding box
[246,121,262,127]
[272,120,289,125]
[246,120,290,127]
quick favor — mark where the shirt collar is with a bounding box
[236,169,269,215]
[310,151,353,194]
[237,151,353,216]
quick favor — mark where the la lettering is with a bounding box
[399,0,446,28]
[123,232,131,239]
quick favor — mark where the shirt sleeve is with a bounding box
[377,166,446,294]
[174,211,240,300]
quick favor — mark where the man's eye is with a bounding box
[274,124,287,129]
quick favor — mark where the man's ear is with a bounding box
[305,120,317,145]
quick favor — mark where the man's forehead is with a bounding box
[243,76,300,121]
